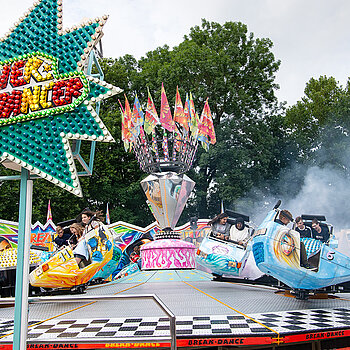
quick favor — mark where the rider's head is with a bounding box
[208,212,228,226]
[312,218,321,232]
[279,210,293,225]
[81,209,95,226]
[235,217,245,230]
[56,225,64,237]
[70,223,84,239]
[295,216,304,229]
[218,213,228,225]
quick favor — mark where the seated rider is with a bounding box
[54,225,71,248]
[130,245,142,269]
[70,223,90,268]
[229,217,250,246]
[208,213,231,241]
[295,217,320,270]
[80,208,103,234]
[275,209,293,226]
[311,218,330,243]
[295,216,312,238]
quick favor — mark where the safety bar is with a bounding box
[0,294,177,350]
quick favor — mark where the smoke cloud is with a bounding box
[234,162,350,233]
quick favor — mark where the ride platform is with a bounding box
[1,269,350,349]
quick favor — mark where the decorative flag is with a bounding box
[198,134,209,151]
[120,107,130,152]
[139,126,152,163]
[133,94,144,128]
[124,95,138,141]
[197,100,209,150]
[46,200,52,222]
[183,94,191,139]
[106,203,110,225]
[198,98,216,145]
[173,87,188,132]
[189,92,196,132]
[129,94,143,139]
[187,92,198,138]
[160,83,175,132]
[144,89,160,134]
[190,112,200,140]
[119,99,131,152]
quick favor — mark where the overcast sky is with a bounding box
[1,0,350,106]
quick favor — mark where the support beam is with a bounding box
[13,168,33,350]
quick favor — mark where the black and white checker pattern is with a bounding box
[1,308,350,341]
[0,315,271,341]
[250,307,350,334]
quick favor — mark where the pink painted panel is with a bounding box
[141,239,196,269]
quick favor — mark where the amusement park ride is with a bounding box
[2,1,350,350]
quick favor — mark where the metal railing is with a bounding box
[0,294,177,350]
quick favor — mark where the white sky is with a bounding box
[1,0,350,106]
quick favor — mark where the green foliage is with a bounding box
[285,75,350,173]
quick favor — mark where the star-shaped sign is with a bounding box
[0,0,122,197]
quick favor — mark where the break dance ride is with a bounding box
[4,1,350,349]
[252,200,350,299]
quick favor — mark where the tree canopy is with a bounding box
[285,75,350,171]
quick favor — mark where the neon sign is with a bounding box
[0,53,89,125]
[0,0,122,197]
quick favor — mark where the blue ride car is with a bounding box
[252,201,350,297]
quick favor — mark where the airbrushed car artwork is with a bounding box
[29,223,122,291]
[252,201,350,296]
[196,211,255,277]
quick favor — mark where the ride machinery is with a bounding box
[121,86,216,270]
[252,201,350,299]
[29,223,121,292]
[196,211,256,278]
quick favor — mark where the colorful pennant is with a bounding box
[160,83,175,132]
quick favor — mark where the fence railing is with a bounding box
[0,293,177,350]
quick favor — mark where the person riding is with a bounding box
[70,223,90,267]
[208,213,231,241]
[229,217,250,246]
[54,225,71,248]
[295,216,312,238]
[80,208,103,233]
[311,218,330,243]
[275,209,293,226]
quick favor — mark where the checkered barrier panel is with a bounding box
[0,315,271,340]
[251,308,350,334]
[1,308,350,341]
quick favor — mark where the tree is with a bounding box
[284,75,350,177]
[285,76,347,161]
